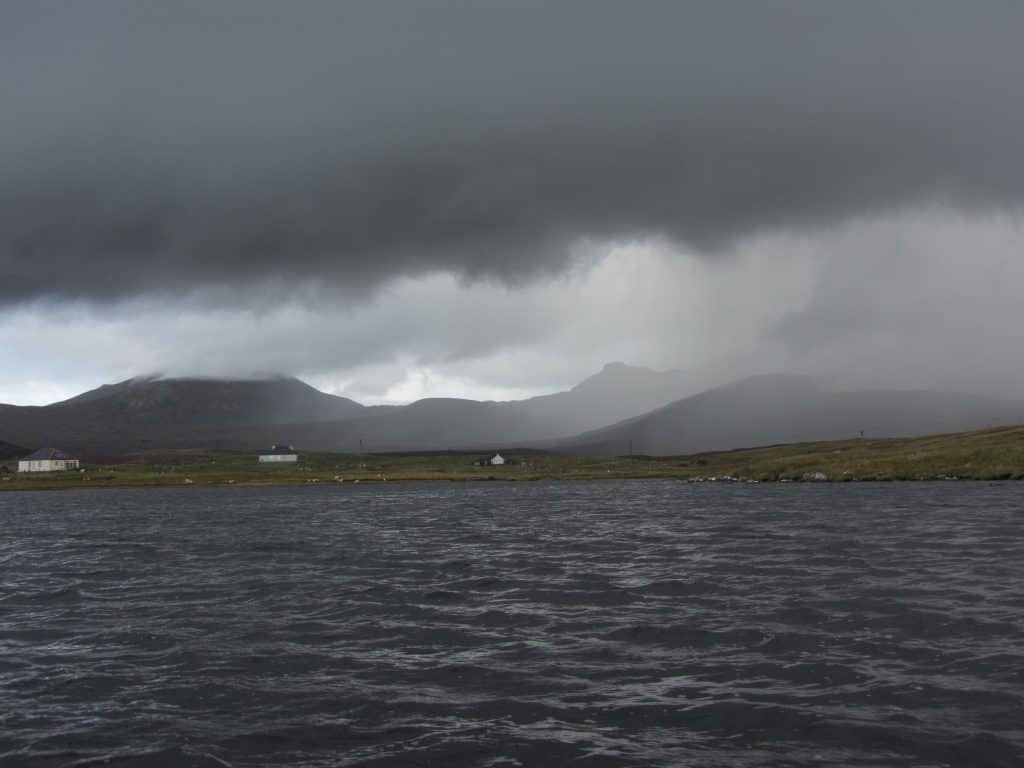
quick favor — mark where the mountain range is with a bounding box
[1,365,1021,457]
[0,363,697,455]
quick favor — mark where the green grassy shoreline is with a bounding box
[4,425,1024,491]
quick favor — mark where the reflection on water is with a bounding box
[1,481,1023,766]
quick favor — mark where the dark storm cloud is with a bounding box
[2,1,1023,304]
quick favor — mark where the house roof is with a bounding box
[23,447,77,461]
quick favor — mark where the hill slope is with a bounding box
[0,440,28,461]
[516,362,698,432]
[0,376,365,453]
[562,374,1024,456]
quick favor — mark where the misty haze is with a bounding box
[2,3,1023,767]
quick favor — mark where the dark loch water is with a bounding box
[2,482,1023,767]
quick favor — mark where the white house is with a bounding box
[18,448,80,473]
[490,453,506,466]
[259,444,299,463]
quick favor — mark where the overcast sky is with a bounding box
[2,2,1023,405]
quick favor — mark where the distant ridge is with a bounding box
[57,375,364,423]
[560,374,1024,455]
[516,362,701,430]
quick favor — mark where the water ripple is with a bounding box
[1,481,1023,766]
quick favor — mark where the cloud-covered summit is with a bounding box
[4,1,1024,305]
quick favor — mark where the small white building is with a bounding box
[490,453,505,466]
[259,444,299,463]
[18,448,80,473]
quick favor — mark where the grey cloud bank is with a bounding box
[3,1,1024,304]
[6,210,1024,408]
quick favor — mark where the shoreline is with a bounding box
[4,426,1024,491]
[3,470,1022,494]
[4,477,1022,493]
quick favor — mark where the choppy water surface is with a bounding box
[1,482,1023,767]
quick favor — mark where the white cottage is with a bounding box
[18,448,80,473]
[259,444,299,463]
[490,453,506,466]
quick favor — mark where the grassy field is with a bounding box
[3,425,1024,491]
